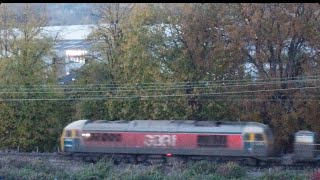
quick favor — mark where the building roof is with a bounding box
[43,24,95,40]
[54,40,93,52]
[46,24,96,55]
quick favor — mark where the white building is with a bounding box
[44,24,95,79]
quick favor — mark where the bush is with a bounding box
[71,159,114,180]
[0,157,71,180]
[0,157,31,169]
[188,174,225,180]
[215,162,246,179]
[186,160,218,175]
[310,170,320,180]
[112,164,164,180]
[175,160,247,179]
[260,169,308,180]
[129,171,164,180]
[0,166,56,180]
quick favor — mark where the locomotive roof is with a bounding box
[79,120,268,134]
[64,119,88,130]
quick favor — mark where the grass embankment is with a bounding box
[0,156,317,179]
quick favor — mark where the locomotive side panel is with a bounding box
[79,131,244,156]
[227,135,243,149]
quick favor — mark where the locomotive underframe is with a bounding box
[62,151,265,165]
[75,146,268,157]
[61,151,320,167]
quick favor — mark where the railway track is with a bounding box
[0,151,66,160]
[0,151,59,156]
[0,151,319,171]
[0,151,81,169]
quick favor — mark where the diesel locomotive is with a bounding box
[60,120,320,165]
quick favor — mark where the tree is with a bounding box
[0,4,57,85]
[72,4,135,120]
[0,4,72,151]
[220,3,320,150]
[138,4,238,120]
[86,3,134,82]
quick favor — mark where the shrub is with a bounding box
[129,171,164,180]
[186,160,218,175]
[71,159,114,180]
[215,162,246,179]
[107,164,164,180]
[188,174,225,180]
[260,169,308,180]
[309,169,320,180]
[0,167,57,180]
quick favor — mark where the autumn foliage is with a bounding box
[0,3,319,152]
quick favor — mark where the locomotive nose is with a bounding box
[60,129,81,152]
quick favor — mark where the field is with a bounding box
[0,155,318,180]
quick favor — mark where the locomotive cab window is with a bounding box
[73,130,81,137]
[244,133,250,141]
[65,130,72,137]
[197,135,227,148]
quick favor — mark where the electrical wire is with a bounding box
[0,75,319,88]
[0,85,319,101]
[0,76,319,93]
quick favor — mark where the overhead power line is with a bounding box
[0,75,319,88]
[0,76,319,93]
[0,85,319,101]
[0,75,319,101]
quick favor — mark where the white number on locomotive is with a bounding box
[144,135,177,147]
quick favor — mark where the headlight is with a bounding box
[82,133,91,137]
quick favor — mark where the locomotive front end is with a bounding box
[60,120,88,152]
[242,123,274,157]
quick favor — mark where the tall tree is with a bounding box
[74,3,135,120]
[0,4,57,85]
[220,3,320,150]
[86,3,134,82]
[0,4,72,151]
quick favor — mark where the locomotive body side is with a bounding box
[79,120,245,157]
